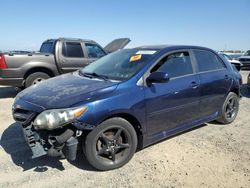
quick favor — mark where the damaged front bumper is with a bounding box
[22,124,47,158]
[12,100,95,161]
[22,124,80,161]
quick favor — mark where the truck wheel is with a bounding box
[216,92,239,124]
[84,117,137,171]
[25,72,50,88]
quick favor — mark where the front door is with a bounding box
[145,51,200,136]
[60,41,89,73]
[85,43,107,64]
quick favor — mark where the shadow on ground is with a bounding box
[240,84,250,98]
[0,123,95,172]
[0,122,216,173]
[0,86,20,98]
[1,123,209,173]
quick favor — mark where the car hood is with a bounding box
[230,59,241,64]
[15,72,119,110]
[104,38,131,53]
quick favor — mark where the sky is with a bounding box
[0,0,249,51]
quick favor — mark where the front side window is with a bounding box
[194,50,225,72]
[151,51,193,78]
[85,43,106,58]
[62,42,84,58]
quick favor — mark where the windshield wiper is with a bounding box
[82,72,109,81]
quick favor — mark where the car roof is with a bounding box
[44,38,96,43]
[133,45,214,52]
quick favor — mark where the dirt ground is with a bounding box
[0,71,249,188]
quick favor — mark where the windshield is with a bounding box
[81,49,157,81]
[40,42,54,53]
[244,50,250,56]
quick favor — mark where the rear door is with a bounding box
[59,41,89,73]
[192,49,232,118]
[145,50,201,136]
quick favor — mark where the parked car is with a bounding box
[0,38,130,88]
[12,45,241,170]
[239,50,250,69]
[219,53,242,71]
[230,54,243,60]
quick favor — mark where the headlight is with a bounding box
[33,106,88,130]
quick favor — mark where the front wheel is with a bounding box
[84,117,138,171]
[216,92,239,124]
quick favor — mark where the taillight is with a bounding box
[0,54,8,69]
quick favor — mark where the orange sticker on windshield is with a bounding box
[130,54,142,62]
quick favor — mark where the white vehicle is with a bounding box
[238,50,250,69]
[219,53,242,71]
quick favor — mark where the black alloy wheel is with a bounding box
[96,128,130,162]
[84,117,137,171]
[225,96,238,119]
[217,92,239,124]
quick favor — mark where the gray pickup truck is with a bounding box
[0,38,130,88]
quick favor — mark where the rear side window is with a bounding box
[62,42,84,58]
[194,50,225,72]
[40,42,54,53]
[151,51,193,78]
[85,43,106,58]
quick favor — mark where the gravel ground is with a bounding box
[0,71,249,188]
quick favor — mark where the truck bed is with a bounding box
[4,52,55,69]
[0,52,57,87]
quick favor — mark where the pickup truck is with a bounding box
[0,38,130,88]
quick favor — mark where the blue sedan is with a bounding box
[12,45,241,170]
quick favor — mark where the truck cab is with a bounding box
[0,38,130,88]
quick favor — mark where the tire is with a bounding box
[216,92,239,124]
[25,72,50,88]
[84,117,137,171]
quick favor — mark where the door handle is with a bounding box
[190,81,199,88]
[224,75,229,80]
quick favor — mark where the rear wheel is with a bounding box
[84,117,137,171]
[25,72,50,88]
[217,92,239,124]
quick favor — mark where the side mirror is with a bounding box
[146,72,169,83]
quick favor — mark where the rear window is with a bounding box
[62,42,84,58]
[40,42,54,53]
[194,50,225,72]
